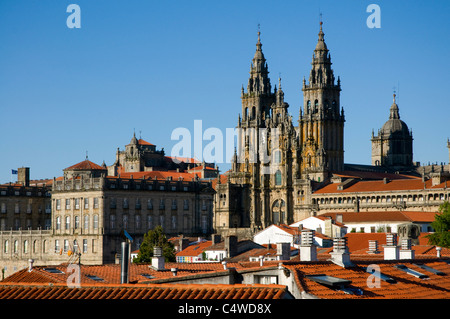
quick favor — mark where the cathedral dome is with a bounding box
[380,96,410,137]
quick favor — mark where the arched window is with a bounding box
[314,100,319,112]
[275,170,282,186]
[272,199,285,225]
[252,106,256,119]
[307,100,311,112]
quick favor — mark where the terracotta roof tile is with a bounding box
[0,283,289,300]
[314,178,443,194]
[321,211,437,223]
[64,159,105,171]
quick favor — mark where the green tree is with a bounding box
[426,201,450,248]
[133,226,175,263]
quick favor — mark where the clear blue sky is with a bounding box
[0,0,449,183]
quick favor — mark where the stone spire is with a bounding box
[247,27,271,96]
[308,21,336,88]
[389,94,400,120]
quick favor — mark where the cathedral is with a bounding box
[212,22,442,238]
[214,22,345,235]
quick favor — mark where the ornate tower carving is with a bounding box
[299,22,345,182]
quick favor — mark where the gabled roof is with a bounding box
[137,138,154,146]
[176,241,213,257]
[64,159,105,171]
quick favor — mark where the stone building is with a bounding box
[371,94,413,169]
[0,138,216,278]
[213,22,449,239]
[214,22,345,237]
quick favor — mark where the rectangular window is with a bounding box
[110,214,116,229]
[94,198,99,209]
[75,198,80,209]
[135,215,141,229]
[147,199,153,209]
[93,215,99,229]
[14,203,20,214]
[55,240,60,253]
[147,215,153,229]
[83,239,88,253]
[65,199,70,210]
[84,215,89,230]
[84,198,89,209]
[1,203,6,213]
[56,199,61,210]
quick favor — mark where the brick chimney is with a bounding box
[330,237,352,267]
[299,229,317,262]
[384,233,399,260]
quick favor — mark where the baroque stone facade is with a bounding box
[214,23,345,236]
[213,22,449,238]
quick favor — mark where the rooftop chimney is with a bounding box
[178,237,189,252]
[384,233,399,260]
[399,238,415,260]
[299,229,317,262]
[276,242,290,261]
[212,234,222,245]
[367,240,380,254]
[151,246,165,271]
[28,259,34,272]
[171,268,178,276]
[18,167,30,187]
[225,235,238,258]
[330,237,353,267]
[222,261,228,270]
[120,241,130,284]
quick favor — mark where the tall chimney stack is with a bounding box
[399,238,415,260]
[330,237,352,267]
[384,233,399,260]
[299,229,317,262]
[120,241,130,284]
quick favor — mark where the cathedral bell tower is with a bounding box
[299,22,345,182]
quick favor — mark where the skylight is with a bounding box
[43,268,64,274]
[412,263,446,276]
[305,274,351,288]
[394,265,428,279]
[85,274,104,282]
[305,274,363,295]
[140,273,155,279]
[363,267,396,284]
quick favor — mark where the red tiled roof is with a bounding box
[138,138,154,146]
[107,170,200,181]
[321,211,438,223]
[333,171,419,181]
[314,178,446,194]
[176,241,213,257]
[0,282,289,300]
[64,159,105,171]
[285,259,450,299]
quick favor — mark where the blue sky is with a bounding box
[0,0,449,183]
